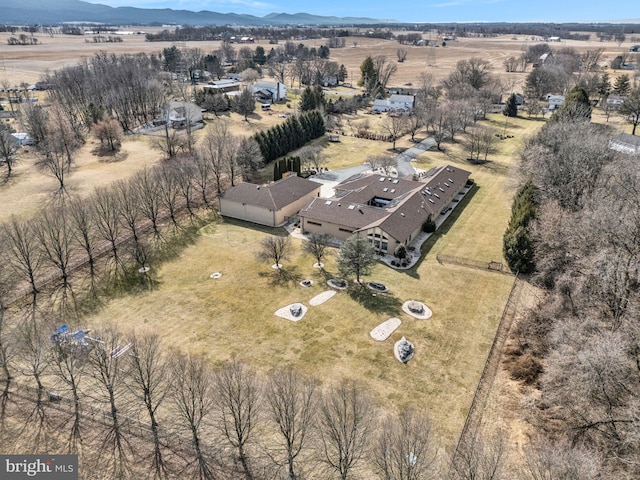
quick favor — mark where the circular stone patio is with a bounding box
[327,278,348,290]
[401,300,433,319]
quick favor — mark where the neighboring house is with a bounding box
[251,81,287,103]
[372,94,416,113]
[547,36,561,42]
[254,89,275,104]
[321,75,338,87]
[10,132,34,146]
[161,101,203,128]
[546,94,565,110]
[219,175,322,227]
[203,79,241,94]
[609,133,640,156]
[513,93,525,106]
[606,95,626,109]
[300,165,470,254]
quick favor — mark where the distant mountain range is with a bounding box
[2,0,395,26]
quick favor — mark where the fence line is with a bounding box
[450,273,522,466]
[436,254,510,274]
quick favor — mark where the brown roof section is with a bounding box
[301,165,470,243]
[300,198,388,229]
[220,175,321,211]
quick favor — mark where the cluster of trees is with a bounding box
[0,317,450,480]
[358,55,397,96]
[273,157,301,181]
[0,124,262,314]
[520,44,608,116]
[254,111,325,163]
[6,34,38,45]
[507,115,640,477]
[43,52,166,132]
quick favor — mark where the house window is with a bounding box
[307,221,322,226]
[339,228,353,233]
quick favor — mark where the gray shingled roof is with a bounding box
[220,175,321,211]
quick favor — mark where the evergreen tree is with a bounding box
[503,181,537,274]
[550,85,591,123]
[273,159,282,181]
[597,72,612,102]
[338,64,348,83]
[358,56,377,92]
[613,74,631,96]
[503,93,518,117]
[300,87,317,112]
[234,88,256,121]
[253,46,267,65]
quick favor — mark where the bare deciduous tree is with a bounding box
[87,324,133,478]
[172,353,218,480]
[3,216,42,299]
[93,119,123,153]
[374,409,438,480]
[67,197,99,291]
[257,235,291,270]
[35,207,75,311]
[199,121,231,195]
[92,186,124,273]
[213,359,261,480]
[522,440,602,480]
[133,168,163,240]
[367,154,397,176]
[303,233,333,267]
[381,115,407,151]
[0,129,19,179]
[127,331,171,479]
[316,381,374,480]
[265,367,317,480]
[449,428,506,480]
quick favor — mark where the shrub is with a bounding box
[422,218,436,233]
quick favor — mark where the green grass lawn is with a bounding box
[82,113,543,444]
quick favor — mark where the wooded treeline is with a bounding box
[504,115,640,478]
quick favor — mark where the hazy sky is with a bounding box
[85,0,638,23]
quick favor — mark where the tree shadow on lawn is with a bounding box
[405,183,480,277]
[347,283,402,315]
[258,265,304,287]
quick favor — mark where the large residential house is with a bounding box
[372,94,416,113]
[299,165,470,254]
[251,81,287,103]
[219,175,322,227]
